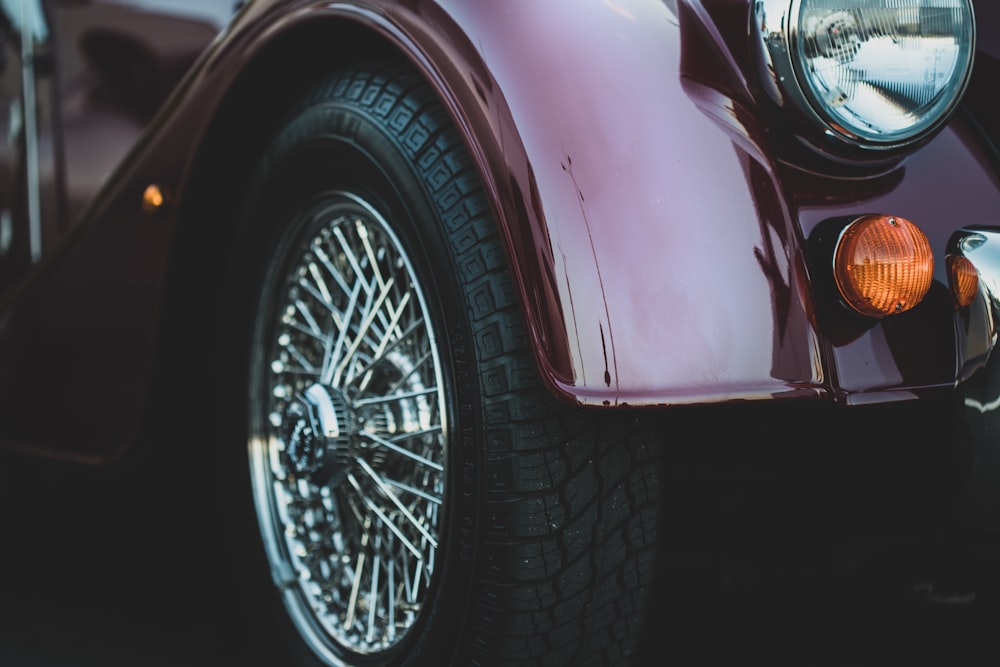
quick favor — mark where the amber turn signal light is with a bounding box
[946,254,979,308]
[142,184,167,215]
[833,215,933,318]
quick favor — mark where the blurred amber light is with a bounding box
[947,254,979,308]
[833,214,933,318]
[142,184,166,214]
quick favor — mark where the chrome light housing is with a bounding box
[753,0,976,150]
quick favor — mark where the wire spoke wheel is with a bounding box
[248,192,446,659]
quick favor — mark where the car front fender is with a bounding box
[404,0,1000,407]
[400,0,826,406]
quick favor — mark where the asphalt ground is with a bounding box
[0,448,253,667]
[1,447,999,667]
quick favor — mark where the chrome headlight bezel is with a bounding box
[752,0,976,152]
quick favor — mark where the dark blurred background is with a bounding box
[2,443,999,667]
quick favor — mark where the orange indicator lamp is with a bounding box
[833,214,933,318]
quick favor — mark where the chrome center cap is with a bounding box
[283,383,354,485]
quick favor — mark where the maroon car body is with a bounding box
[0,1,997,665]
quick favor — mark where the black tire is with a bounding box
[220,59,661,667]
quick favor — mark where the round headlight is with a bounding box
[754,0,976,149]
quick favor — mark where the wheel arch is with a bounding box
[161,15,429,384]
[170,0,808,412]
[170,17,404,313]
[165,4,570,397]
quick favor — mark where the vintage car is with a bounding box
[0,0,996,664]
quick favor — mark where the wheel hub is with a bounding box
[282,383,354,485]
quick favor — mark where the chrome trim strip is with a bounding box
[950,228,1000,379]
[19,0,42,263]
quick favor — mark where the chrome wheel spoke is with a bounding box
[357,431,444,472]
[354,456,438,548]
[348,318,426,393]
[331,275,397,386]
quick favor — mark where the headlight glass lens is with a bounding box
[755,0,975,147]
[793,0,975,144]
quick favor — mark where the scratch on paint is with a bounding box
[561,153,618,390]
[599,323,611,387]
[562,248,587,386]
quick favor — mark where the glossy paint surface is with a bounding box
[1,0,1000,461]
[417,0,1000,406]
[430,0,824,405]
